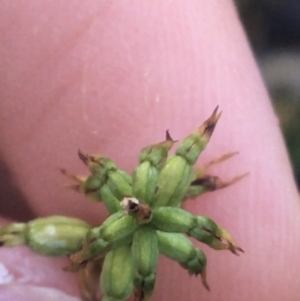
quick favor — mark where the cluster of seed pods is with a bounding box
[0,108,245,301]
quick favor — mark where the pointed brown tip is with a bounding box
[201,267,210,291]
[165,130,178,143]
[59,168,67,175]
[166,129,172,141]
[211,105,222,121]
[212,105,219,115]
[237,246,245,253]
[78,149,90,165]
[204,282,210,292]
[202,151,240,172]
[231,249,240,256]
[229,243,244,256]
[201,107,222,138]
[225,172,249,188]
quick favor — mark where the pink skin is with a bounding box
[0,1,300,300]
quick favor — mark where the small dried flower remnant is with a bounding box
[0,107,246,301]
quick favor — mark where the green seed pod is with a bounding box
[83,175,103,192]
[78,150,122,188]
[70,213,138,266]
[132,131,176,206]
[88,160,113,182]
[132,161,159,206]
[116,169,132,186]
[78,151,117,176]
[156,108,220,207]
[106,170,132,200]
[151,207,195,233]
[84,211,123,245]
[100,245,134,301]
[74,152,119,202]
[157,231,209,290]
[100,214,138,243]
[190,216,243,255]
[100,184,122,214]
[66,151,132,206]
[131,225,158,301]
[80,175,103,202]
[138,130,175,169]
[151,208,243,255]
[175,107,221,165]
[0,216,90,257]
[154,155,193,207]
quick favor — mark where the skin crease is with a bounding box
[0,0,300,300]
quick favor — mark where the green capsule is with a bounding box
[138,130,175,169]
[154,155,193,207]
[175,107,221,165]
[132,131,176,206]
[67,151,133,207]
[100,215,138,243]
[116,170,132,186]
[73,152,118,201]
[156,108,220,207]
[190,216,244,255]
[151,208,243,255]
[106,170,132,200]
[100,245,134,301]
[71,213,138,265]
[78,150,117,175]
[0,216,90,257]
[83,175,103,192]
[131,225,158,301]
[132,161,159,206]
[151,207,195,233]
[100,184,122,214]
[157,231,209,290]
[80,175,103,202]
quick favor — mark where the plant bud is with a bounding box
[176,107,221,165]
[132,225,158,301]
[100,245,134,301]
[157,231,209,290]
[154,156,193,207]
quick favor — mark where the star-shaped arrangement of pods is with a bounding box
[0,108,245,301]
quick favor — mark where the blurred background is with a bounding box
[235,0,300,189]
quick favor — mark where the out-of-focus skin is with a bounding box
[0,1,300,301]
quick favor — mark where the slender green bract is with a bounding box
[0,108,245,301]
